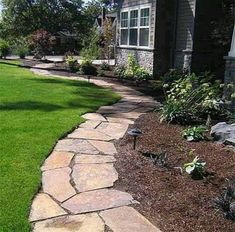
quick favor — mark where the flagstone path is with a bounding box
[29,66,162,232]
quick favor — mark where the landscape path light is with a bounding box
[128,128,142,150]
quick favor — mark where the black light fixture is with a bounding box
[128,128,142,150]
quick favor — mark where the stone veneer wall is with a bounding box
[116,47,154,73]
[224,56,235,111]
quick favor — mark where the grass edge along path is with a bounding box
[0,62,120,231]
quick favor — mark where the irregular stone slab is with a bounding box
[106,117,134,125]
[55,139,99,154]
[41,151,74,171]
[79,120,101,129]
[75,154,116,164]
[100,206,161,232]
[134,107,154,113]
[29,193,67,222]
[42,167,76,202]
[62,189,135,214]
[68,128,113,141]
[96,122,129,139]
[88,140,117,155]
[224,138,235,147]
[211,122,235,143]
[105,112,144,120]
[33,213,104,232]
[72,164,118,192]
[82,113,107,121]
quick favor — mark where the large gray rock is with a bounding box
[210,122,235,145]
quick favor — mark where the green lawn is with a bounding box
[0,63,119,231]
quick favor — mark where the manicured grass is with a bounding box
[0,63,119,231]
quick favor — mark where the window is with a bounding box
[120,6,150,47]
[120,11,128,45]
[139,8,150,46]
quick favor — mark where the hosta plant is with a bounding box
[184,156,206,178]
[182,126,207,142]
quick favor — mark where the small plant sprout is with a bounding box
[182,126,206,142]
[184,156,206,178]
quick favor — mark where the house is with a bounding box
[115,0,234,78]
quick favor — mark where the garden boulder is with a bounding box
[210,122,235,146]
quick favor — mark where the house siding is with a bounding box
[174,0,196,70]
[116,0,156,73]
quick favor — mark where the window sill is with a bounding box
[117,46,154,51]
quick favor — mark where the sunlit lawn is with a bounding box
[0,62,119,231]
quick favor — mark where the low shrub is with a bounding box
[114,54,151,83]
[80,59,97,76]
[160,71,229,124]
[100,62,110,71]
[114,65,126,80]
[182,126,207,142]
[13,37,29,59]
[65,55,78,73]
[0,39,10,59]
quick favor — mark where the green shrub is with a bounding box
[161,69,187,85]
[65,55,78,73]
[182,126,207,142]
[80,59,97,76]
[160,71,229,124]
[0,39,10,59]
[114,54,151,82]
[13,37,29,59]
[100,62,110,71]
[114,65,126,80]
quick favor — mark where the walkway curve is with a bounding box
[29,66,162,232]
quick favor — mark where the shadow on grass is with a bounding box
[0,101,64,112]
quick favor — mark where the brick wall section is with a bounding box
[116,48,154,72]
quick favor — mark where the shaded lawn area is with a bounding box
[0,63,119,231]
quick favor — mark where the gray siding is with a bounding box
[174,0,196,70]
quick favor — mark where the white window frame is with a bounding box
[119,4,151,48]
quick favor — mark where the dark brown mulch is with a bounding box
[114,112,235,232]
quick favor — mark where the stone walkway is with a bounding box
[29,66,162,232]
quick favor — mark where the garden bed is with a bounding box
[114,112,235,232]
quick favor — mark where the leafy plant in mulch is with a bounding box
[182,126,207,142]
[142,151,168,167]
[100,62,110,71]
[215,181,235,221]
[160,71,230,125]
[184,156,206,179]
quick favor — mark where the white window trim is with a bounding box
[120,4,151,49]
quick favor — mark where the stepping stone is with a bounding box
[29,193,67,222]
[105,112,144,120]
[82,113,107,122]
[68,128,113,141]
[79,120,101,129]
[75,154,116,164]
[62,189,135,214]
[106,117,134,125]
[42,167,76,202]
[96,122,129,140]
[33,213,104,232]
[72,163,118,192]
[55,139,99,154]
[41,151,74,171]
[134,107,154,113]
[100,206,161,232]
[88,140,117,155]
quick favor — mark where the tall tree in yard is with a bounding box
[1,0,84,37]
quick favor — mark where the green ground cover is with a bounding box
[0,63,119,231]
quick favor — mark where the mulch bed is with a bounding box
[114,112,235,232]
